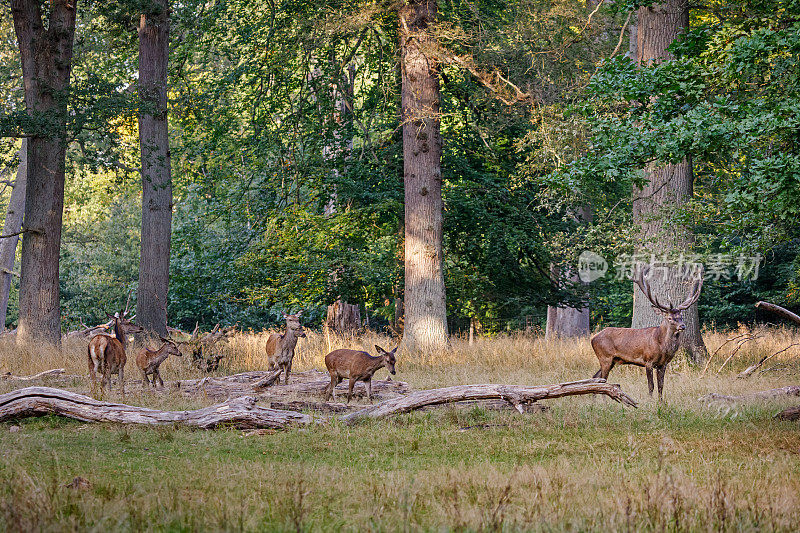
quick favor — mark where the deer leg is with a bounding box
[656,365,666,401]
[645,364,654,397]
[325,374,335,401]
[155,368,164,388]
[285,360,292,385]
[596,358,615,379]
[366,378,373,403]
[347,378,356,404]
[118,367,125,395]
[141,370,151,389]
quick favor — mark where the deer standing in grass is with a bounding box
[136,338,182,388]
[324,345,397,403]
[87,310,143,395]
[266,312,305,384]
[591,265,703,400]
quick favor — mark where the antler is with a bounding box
[632,264,671,313]
[673,269,704,311]
[123,289,133,317]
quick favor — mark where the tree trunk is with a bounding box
[11,0,78,347]
[0,140,28,331]
[137,0,172,337]
[546,264,590,339]
[631,0,707,364]
[325,300,361,332]
[399,0,448,352]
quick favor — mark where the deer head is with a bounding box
[158,337,183,357]
[633,264,703,335]
[375,345,398,375]
[283,311,306,338]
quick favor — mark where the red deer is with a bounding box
[87,312,143,395]
[324,345,397,403]
[136,338,182,388]
[591,265,703,400]
[266,312,305,384]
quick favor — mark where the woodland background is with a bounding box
[0,0,798,337]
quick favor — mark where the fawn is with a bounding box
[136,338,183,388]
[266,312,305,384]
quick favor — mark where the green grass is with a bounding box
[2,398,799,532]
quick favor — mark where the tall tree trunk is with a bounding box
[632,0,707,363]
[546,206,591,339]
[399,0,448,352]
[11,0,77,347]
[0,140,28,331]
[545,266,590,339]
[137,0,172,337]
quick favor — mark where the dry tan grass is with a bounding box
[0,326,798,407]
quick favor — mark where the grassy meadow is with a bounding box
[1,327,799,531]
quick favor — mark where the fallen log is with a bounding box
[699,386,800,403]
[775,405,800,421]
[341,378,637,424]
[2,368,65,381]
[0,387,315,429]
[0,379,637,430]
[755,301,800,325]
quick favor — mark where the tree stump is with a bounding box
[326,300,361,332]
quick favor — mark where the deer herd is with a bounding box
[85,264,703,403]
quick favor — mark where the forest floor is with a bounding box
[0,328,799,531]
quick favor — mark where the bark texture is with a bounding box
[137,0,172,337]
[11,0,77,346]
[546,264,590,339]
[325,300,361,332]
[632,0,707,364]
[343,379,637,423]
[0,387,314,429]
[400,0,448,352]
[0,379,636,429]
[0,140,27,331]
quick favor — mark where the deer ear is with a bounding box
[391,346,398,355]
[282,311,289,319]
[375,345,385,354]
[296,310,303,317]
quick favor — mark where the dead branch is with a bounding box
[0,387,316,429]
[341,378,637,424]
[64,320,113,339]
[698,386,800,403]
[253,370,283,390]
[775,405,800,421]
[0,378,637,430]
[1,369,65,381]
[737,343,800,379]
[755,301,800,324]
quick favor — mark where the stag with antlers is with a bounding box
[87,293,143,395]
[590,265,703,400]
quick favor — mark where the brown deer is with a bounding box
[590,265,703,400]
[136,338,182,388]
[87,311,144,395]
[266,312,305,384]
[324,345,397,403]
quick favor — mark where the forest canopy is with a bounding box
[0,0,798,334]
